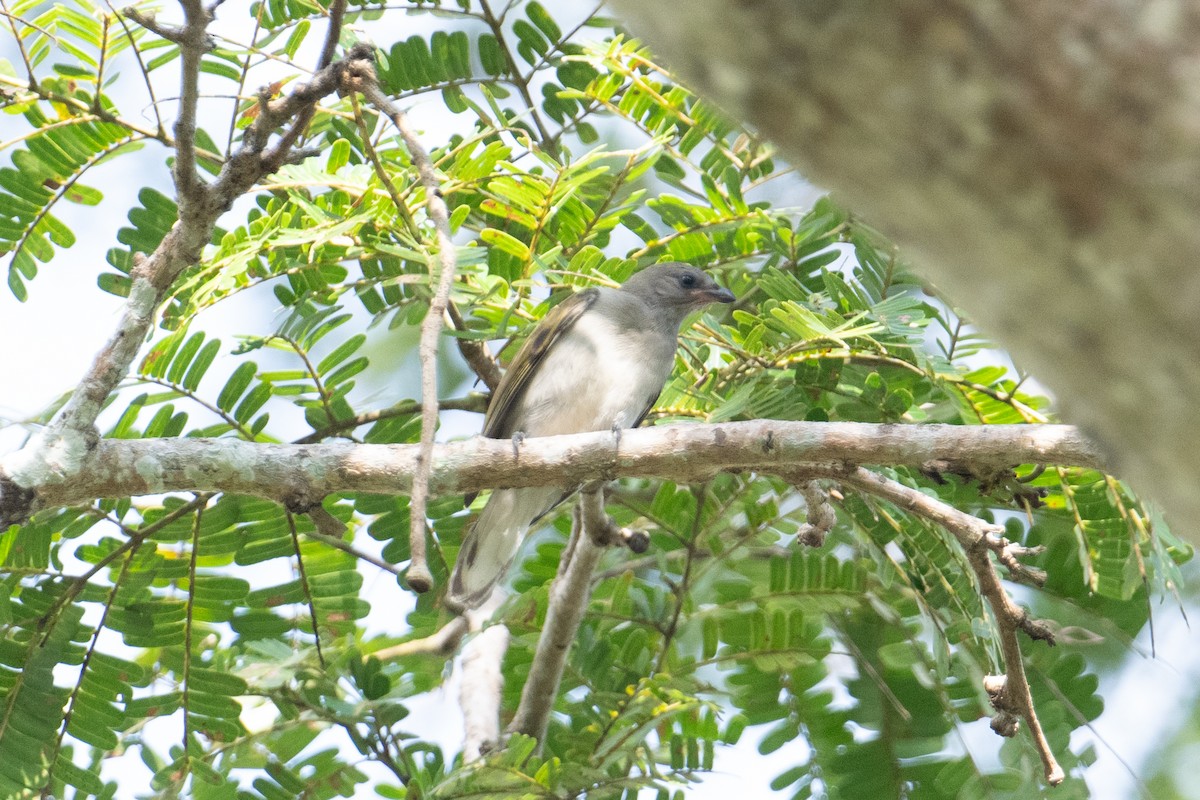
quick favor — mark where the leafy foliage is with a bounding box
[0,0,1188,798]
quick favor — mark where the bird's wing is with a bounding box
[482,287,601,439]
[631,390,662,430]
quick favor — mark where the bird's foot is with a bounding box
[511,430,525,459]
[616,527,650,553]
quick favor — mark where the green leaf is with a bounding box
[217,361,258,413]
[477,33,505,76]
[316,334,366,375]
[480,227,530,260]
[526,2,562,43]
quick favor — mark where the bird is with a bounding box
[447,263,736,610]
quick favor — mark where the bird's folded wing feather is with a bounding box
[461,287,601,509]
[482,287,601,439]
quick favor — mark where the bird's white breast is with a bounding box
[516,309,674,437]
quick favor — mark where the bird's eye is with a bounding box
[680,273,697,288]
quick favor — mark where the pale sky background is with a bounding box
[4,3,1200,798]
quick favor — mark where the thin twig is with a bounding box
[478,0,556,156]
[42,545,139,793]
[94,15,111,108]
[446,301,503,391]
[805,465,1064,785]
[350,92,418,230]
[359,65,460,593]
[0,72,191,154]
[287,511,326,667]
[223,0,267,158]
[305,527,405,578]
[591,544,792,582]
[106,1,166,136]
[0,0,37,87]
[375,616,468,660]
[182,498,203,751]
[652,483,706,674]
[293,394,487,444]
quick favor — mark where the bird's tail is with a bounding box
[448,487,562,610]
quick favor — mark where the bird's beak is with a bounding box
[705,286,736,304]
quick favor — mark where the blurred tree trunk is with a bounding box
[610,0,1200,538]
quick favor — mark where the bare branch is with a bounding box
[315,0,345,71]
[121,7,194,45]
[794,479,835,547]
[374,617,468,660]
[259,0,347,171]
[0,421,1103,526]
[293,394,488,444]
[459,590,509,761]
[358,63,460,593]
[169,0,216,203]
[348,93,497,393]
[508,487,614,743]
[446,301,503,392]
[233,43,373,192]
[806,464,1064,786]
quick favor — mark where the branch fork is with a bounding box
[0,2,358,526]
[803,464,1064,785]
[121,7,215,49]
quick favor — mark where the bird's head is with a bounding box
[621,263,736,318]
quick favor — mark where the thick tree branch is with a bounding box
[606,0,1200,539]
[358,63,459,593]
[0,421,1101,526]
[314,0,345,72]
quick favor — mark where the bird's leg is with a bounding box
[610,421,623,447]
[511,430,525,459]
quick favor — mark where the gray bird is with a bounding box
[447,263,736,609]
